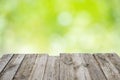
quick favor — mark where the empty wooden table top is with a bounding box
[0,53,120,80]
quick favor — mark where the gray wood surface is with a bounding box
[0,53,120,80]
[28,54,48,80]
[84,54,106,80]
[94,54,120,80]
[13,54,37,80]
[105,54,120,73]
[43,56,59,80]
[0,54,25,80]
[60,54,91,80]
[0,54,13,73]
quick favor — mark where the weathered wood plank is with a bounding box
[105,54,120,74]
[13,54,37,80]
[94,54,120,80]
[60,54,91,80]
[28,54,48,80]
[60,54,74,80]
[83,54,107,80]
[43,56,59,80]
[0,53,120,80]
[0,54,25,80]
[0,54,13,73]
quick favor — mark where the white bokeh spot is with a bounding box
[58,12,73,26]
[0,16,6,31]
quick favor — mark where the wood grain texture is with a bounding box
[94,54,120,80]
[105,54,120,74]
[0,54,25,80]
[0,54,13,73]
[83,54,107,80]
[13,54,37,80]
[60,54,91,80]
[43,56,60,80]
[0,53,120,80]
[28,54,48,80]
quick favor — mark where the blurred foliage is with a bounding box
[0,0,120,55]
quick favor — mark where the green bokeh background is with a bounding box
[0,0,120,55]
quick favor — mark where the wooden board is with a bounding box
[0,54,13,73]
[83,54,107,80]
[0,54,25,80]
[13,54,37,80]
[43,56,59,80]
[94,54,120,80]
[28,54,48,80]
[60,54,91,80]
[105,54,120,73]
[0,53,120,80]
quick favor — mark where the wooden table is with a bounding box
[0,53,120,80]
